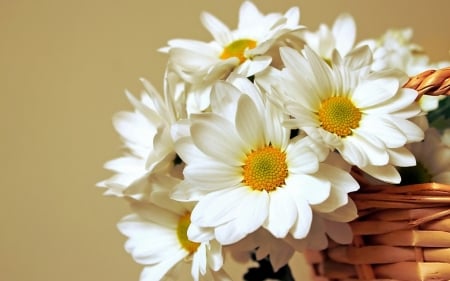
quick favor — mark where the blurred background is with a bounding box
[1,0,449,280]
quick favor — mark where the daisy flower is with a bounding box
[117,189,229,281]
[97,72,186,199]
[357,28,450,112]
[272,45,424,183]
[358,28,427,74]
[172,77,359,245]
[301,13,356,63]
[399,128,450,185]
[160,1,303,112]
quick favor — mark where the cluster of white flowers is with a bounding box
[98,2,450,280]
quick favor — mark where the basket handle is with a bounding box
[403,66,450,98]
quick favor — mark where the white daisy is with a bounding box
[97,73,186,199]
[118,191,229,281]
[301,13,356,62]
[399,128,450,185]
[172,78,359,245]
[160,1,303,112]
[357,28,450,112]
[273,45,424,183]
[358,28,427,75]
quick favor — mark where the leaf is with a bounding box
[428,96,450,132]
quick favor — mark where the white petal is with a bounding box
[332,14,356,55]
[303,46,334,100]
[364,88,418,115]
[235,94,265,148]
[290,198,312,239]
[214,219,249,245]
[311,164,358,213]
[389,102,423,119]
[103,156,145,174]
[285,103,321,127]
[361,164,401,183]
[169,46,217,68]
[213,189,269,244]
[286,174,331,205]
[348,132,389,166]
[166,39,218,54]
[140,251,185,281]
[171,180,209,202]
[284,6,301,26]
[387,147,416,167]
[264,188,297,238]
[191,188,242,226]
[210,81,241,119]
[321,199,358,222]
[113,111,156,148]
[286,143,319,174]
[233,189,269,232]
[339,137,368,167]
[175,136,208,165]
[264,102,290,149]
[129,201,179,227]
[357,116,407,148]
[238,1,263,30]
[207,240,224,271]
[200,12,231,46]
[184,162,242,189]
[227,74,265,114]
[187,223,215,243]
[279,47,308,81]
[352,77,399,108]
[191,245,205,280]
[118,216,181,264]
[191,114,246,166]
[236,56,272,77]
[278,50,322,110]
[340,45,373,70]
[390,117,424,143]
[322,163,359,193]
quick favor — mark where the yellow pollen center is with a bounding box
[176,212,200,254]
[220,39,257,64]
[242,146,288,192]
[318,96,362,137]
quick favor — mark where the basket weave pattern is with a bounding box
[308,183,450,281]
[307,67,450,281]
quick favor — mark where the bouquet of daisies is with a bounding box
[98,2,450,280]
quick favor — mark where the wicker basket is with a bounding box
[306,67,450,281]
[307,182,450,281]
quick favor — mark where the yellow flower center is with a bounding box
[242,146,288,192]
[318,96,362,137]
[220,39,257,64]
[176,212,200,254]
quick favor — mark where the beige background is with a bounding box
[1,0,449,280]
